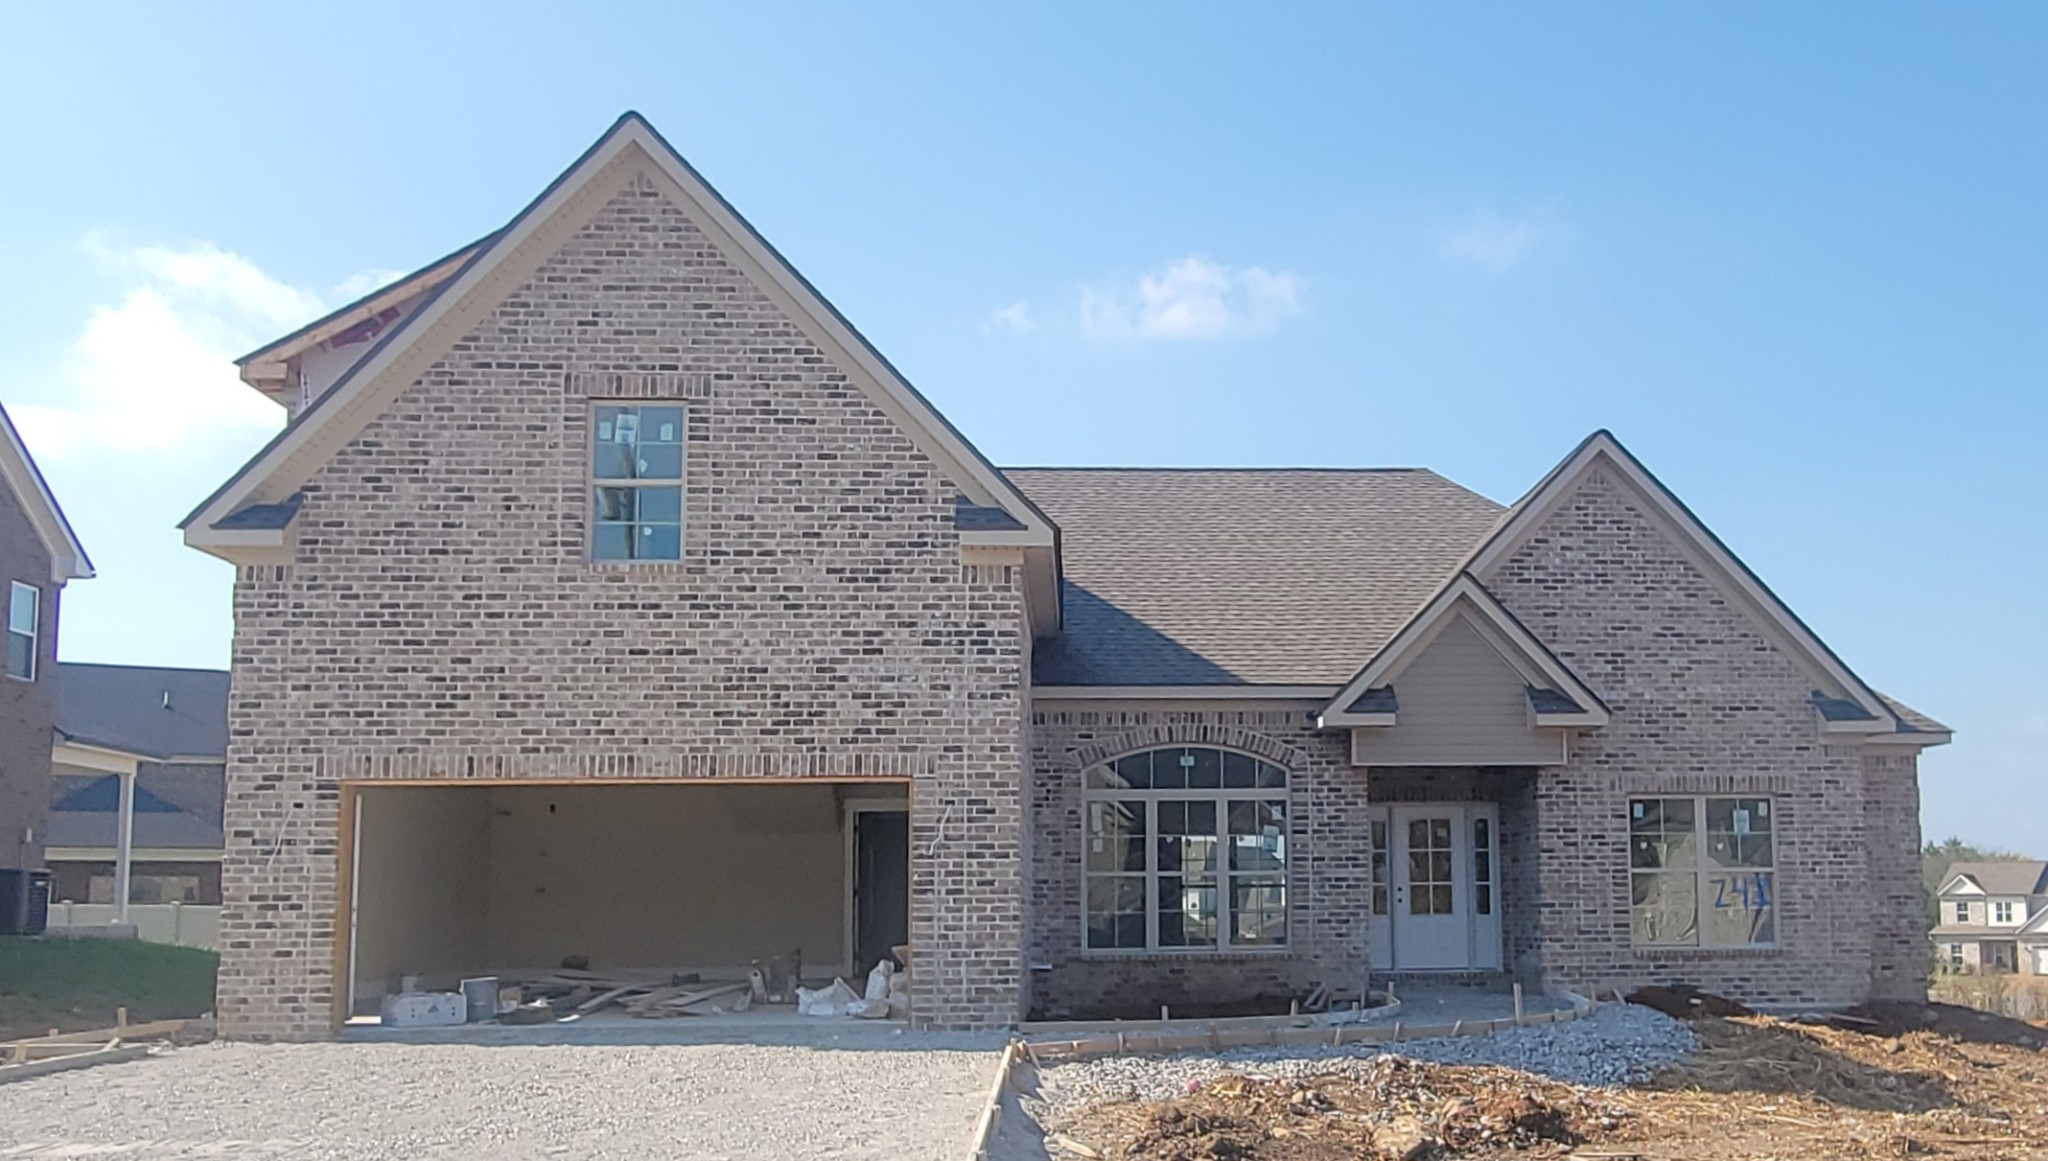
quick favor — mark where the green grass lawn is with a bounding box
[0,937,217,1040]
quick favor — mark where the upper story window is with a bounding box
[1629,796,1776,948]
[6,582,37,680]
[1993,900,2017,925]
[591,404,684,561]
[1082,746,1288,953]
[1952,901,1975,925]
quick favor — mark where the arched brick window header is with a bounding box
[1070,724,1305,774]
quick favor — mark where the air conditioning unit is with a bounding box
[0,869,51,935]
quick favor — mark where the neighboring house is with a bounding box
[46,663,229,907]
[1931,861,2048,975]
[0,401,92,913]
[182,113,1951,1040]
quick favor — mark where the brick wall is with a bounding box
[0,482,56,879]
[1026,707,1371,1020]
[1481,466,1919,1006]
[219,170,1028,1038]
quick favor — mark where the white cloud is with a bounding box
[12,238,392,465]
[1079,255,1303,342]
[1442,208,1567,274]
[983,300,1034,334]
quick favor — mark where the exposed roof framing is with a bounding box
[235,235,494,402]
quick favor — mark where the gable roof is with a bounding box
[1463,429,1904,731]
[0,401,92,582]
[182,113,1058,587]
[1012,468,1504,685]
[1318,573,1611,728]
[53,662,230,761]
[1939,861,2048,898]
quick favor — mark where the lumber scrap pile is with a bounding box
[498,968,759,1020]
[0,1009,198,1085]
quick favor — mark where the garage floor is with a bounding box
[344,1006,915,1046]
[0,1037,1004,1160]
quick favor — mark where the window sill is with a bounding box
[1078,946,1294,961]
[1630,944,1784,960]
[586,559,692,573]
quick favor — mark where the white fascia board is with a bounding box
[1821,717,1893,735]
[1465,431,1894,725]
[51,741,144,774]
[1319,710,1398,727]
[1862,729,1953,749]
[1533,710,1607,728]
[1938,874,1985,897]
[960,527,1056,549]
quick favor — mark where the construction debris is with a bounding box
[1048,1000,2048,1161]
[0,1010,198,1086]
[376,956,914,1026]
[1058,1057,1628,1160]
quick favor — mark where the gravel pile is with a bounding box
[1038,1003,1697,1110]
[0,1038,1002,1161]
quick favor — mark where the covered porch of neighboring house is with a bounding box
[338,779,914,1034]
[42,740,228,944]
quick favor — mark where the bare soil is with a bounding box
[1055,1001,2048,1161]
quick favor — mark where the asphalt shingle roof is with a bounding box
[1942,861,2048,897]
[54,663,230,760]
[1007,468,1506,686]
[45,767,226,851]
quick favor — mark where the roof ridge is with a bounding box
[1001,465,1437,474]
[58,661,230,676]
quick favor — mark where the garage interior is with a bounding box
[344,780,911,1023]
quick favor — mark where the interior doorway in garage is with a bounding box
[341,779,909,1022]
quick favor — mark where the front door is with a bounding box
[1392,806,1468,969]
[1387,803,1502,971]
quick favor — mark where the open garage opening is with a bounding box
[342,780,911,1026]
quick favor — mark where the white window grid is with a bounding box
[1081,747,1289,953]
[1629,795,1777,949]
[6,581,37,681]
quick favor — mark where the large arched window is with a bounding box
[1082,746,1289,952]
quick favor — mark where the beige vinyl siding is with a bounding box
[1349,615,1564,767]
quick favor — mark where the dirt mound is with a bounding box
[1066,1057,1631,1160]
[1845,999,2048,1049]
[1625,984,1753,1020]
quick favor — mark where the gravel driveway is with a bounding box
[0,1038,1003,1160]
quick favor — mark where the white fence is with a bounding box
[43,902,221,950]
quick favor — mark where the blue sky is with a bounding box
[1,4,2041,852]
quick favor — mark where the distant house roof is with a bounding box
[0,401,92,582]
[53,663,230,761]
[1010,468,1505,686]
[45,767,225,852]
[1941,861,2048,898]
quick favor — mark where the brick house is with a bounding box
[1931,861,2048,975]
[183,113,1948,1039]
[0,401,93,922]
